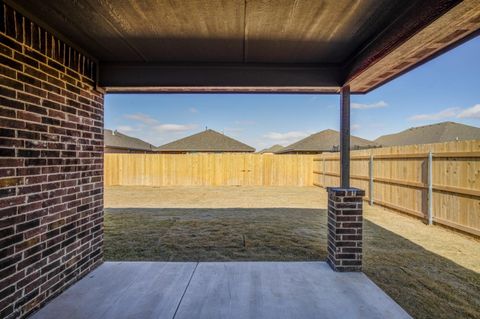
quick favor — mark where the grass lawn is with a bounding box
[104,186,480,319]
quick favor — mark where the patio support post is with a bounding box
[326,188,364,272]
[340,85,350,188]
[326,85,364,272]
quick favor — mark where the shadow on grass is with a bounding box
[104,208,328,262]
[104,207,479,319]
[363,219,480,319]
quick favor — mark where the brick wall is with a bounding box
[0,3,104,318]
[326,188,364,272]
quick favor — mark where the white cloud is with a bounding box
[234,120,256,126]
[263,131,310,145]
[408,107,460,121]
[189,107,199,113]
[219,127,243,138]
[124,113,158,125]
[407,103,480,123]
[224,127,244,133]
[119,113,199,146]
[124,113,197,133]
[154,124,197,133]
[264,131,309,140]
[457,104,480,119]
[351,100,388,110]
[351,124,361,131]
[116,125,138,133]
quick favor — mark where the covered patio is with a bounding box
[1,0,480,318]
[31,262,410,319]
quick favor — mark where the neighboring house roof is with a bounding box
[258,144,284,154]
[156,129,255,152]
[277,129,378,153]
[375,122,480,147]
[104,129,155,151]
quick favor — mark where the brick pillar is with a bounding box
[0,3,103,318]
[327,187,364,272]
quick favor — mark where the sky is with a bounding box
[105,36,480,150]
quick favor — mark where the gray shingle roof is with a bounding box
[277,129,378,153]
[375,122,480,147]
[258,144,284,153]
[156,129,255,152]
[104,129,155,151]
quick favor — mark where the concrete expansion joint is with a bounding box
[172,262,199,319]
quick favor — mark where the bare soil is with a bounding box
[105,186,480,319]
[105,185,325,208]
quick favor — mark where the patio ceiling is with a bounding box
[6,0,480,93]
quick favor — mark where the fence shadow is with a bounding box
[363,219,479,319]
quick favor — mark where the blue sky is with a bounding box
[105,36,480,150]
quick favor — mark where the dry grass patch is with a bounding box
[104,208,327,261]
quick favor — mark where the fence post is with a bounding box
[369,154,374,206]
[427,151,433,225]
[322,157,326,188]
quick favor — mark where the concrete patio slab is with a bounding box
[30,262,411,319]
[175,262,411,319]
[30,262,196,319]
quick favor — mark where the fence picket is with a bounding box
[313,140,480,237]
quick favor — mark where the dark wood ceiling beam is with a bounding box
[99,63,341,92]
[343,0,461,84]
[343,0,480,93]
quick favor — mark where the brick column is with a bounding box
[327,187,364,272]
[1,3,103,318]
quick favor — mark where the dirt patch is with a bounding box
[105,186,480,319]
[105,185,325,208]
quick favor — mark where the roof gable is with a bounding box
[104,129,155,151]
[375,122,480,146]
[278,129,377,153]
[259,145,284,154]
[156,129,255,152]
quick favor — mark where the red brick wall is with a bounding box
[0,3,104,318]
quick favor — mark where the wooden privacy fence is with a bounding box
[104,141,479,236]
[313,140,480,237]
[105,153,315,187]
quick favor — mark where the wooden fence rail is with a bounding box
[313,140,480,237]
[105,153,315,187]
